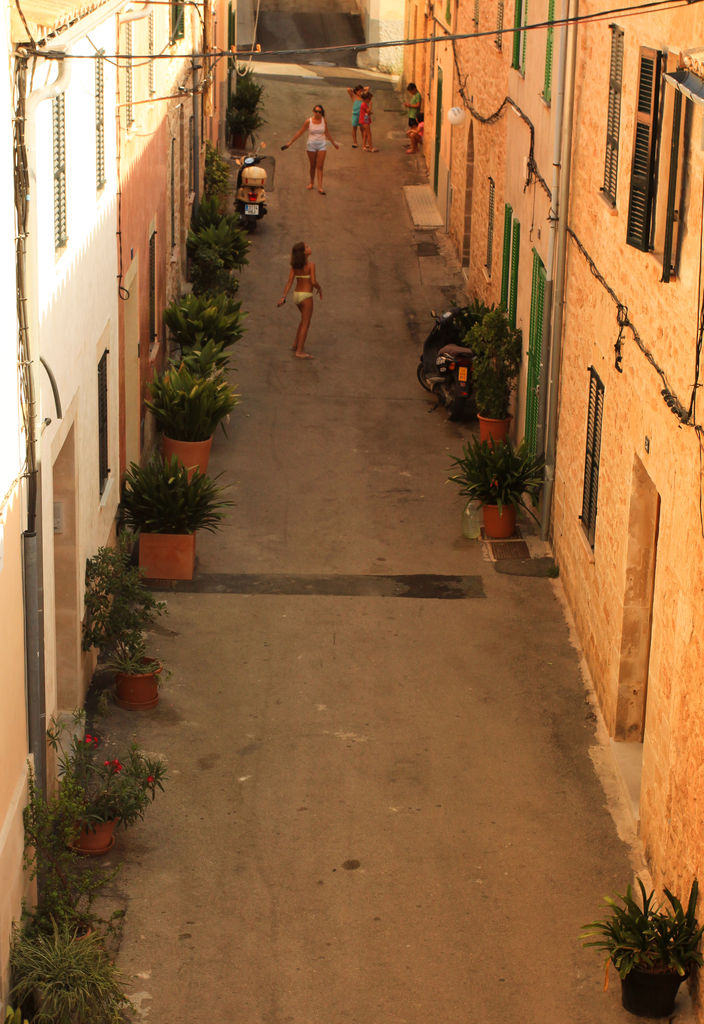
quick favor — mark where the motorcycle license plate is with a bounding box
[244,203,259,215]
[458,366,468,383]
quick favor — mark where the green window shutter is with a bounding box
[500,204,513,307]
[52,93,67,250]
[171,0,185,40]
[508,219,520,328]
[602,25,624,205]
[661,88,683,283]
[496,0,504,49]
[542,0,554,103]
[98,350,109,495]
[486,177,496,274]
[626,48,661,251]
[581,368,604,548]
[525,250,546,454]
[511,0,522,68]
[95,52,105,190]
[520,0,528,73]
[445,0,452,24]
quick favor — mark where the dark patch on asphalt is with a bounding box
[342,859,361,871]
[150,573,485,599]
[417,240,439,256]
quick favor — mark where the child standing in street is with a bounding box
[347,84,364,148]
[359,89,379,153]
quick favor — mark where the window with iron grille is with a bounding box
[580,367,604,547]
[124,23,134,126]
[148,11,155,95]
[171,0,185,40]
[95,53,106,189]
[486,178,495,274]
[601,25,624,206]
[495,0,504,49]
[626,48,662,251]
[512,0,527,73]
[542,0,555,104]
[188,115,194,193]
[170,137,176,247]
[52,93,67,250]
[98,350,109,495]
[149,230,157,346]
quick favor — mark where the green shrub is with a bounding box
[465,307,522,419]
[121,456,233,535]
[145,364,239,442]
[187,220,249,295]
[164,292,245,352]
[204,142,231,207]
[226,67,265,146]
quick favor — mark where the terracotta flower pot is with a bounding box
[483,503,516,539]
[139,532,196,580]
[72,819,117,856]
[115,658,162,710]
[162,435,213,480]
[478,414,511,444]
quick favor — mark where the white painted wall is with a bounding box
[358,0,405,74]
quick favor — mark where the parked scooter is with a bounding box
[417,309,476,421]
[233,148,274,231]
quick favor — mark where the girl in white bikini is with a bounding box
[277,242,322,359]
[281,104,339,195]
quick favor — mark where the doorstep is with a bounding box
[403,184,444,228]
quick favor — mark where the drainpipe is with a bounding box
[541,0,578,540]
[20,50,72,796]
[192,58,201,215]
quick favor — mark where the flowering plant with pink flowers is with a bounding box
[47,710,167,830]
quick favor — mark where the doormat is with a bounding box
[490,540,530,560]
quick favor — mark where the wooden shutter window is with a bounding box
[602,25,624,205]
[626,48,662,251]
[500,204,512,308]
[171,0,185,40]
[508,219,520,328]
[52,93,67,250]
[580,368,604,548]
[661,88,683,283]
[542,0,555,104]
[496,0,504,49]
[98,350,109,495]
[473,0,479,27]
[486,178,496,274]
[124,23,134,126]
[525,250,546,454]
[511,0,522,68]
[95,53,105,190]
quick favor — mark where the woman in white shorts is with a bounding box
[282,104,340,194]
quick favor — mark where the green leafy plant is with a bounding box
[187,219,249,295]
[163,292,246,352]
[48,709,166,830]
[121,455,233,535]
[145,364,239,442]
[451,298,494,344]
[465,307,522,418]
[21,766,111,935]
[81,533,166,674]
[582,878,704,981]
[176,339,230,376]
[5,1007,29,1024]
[204,141,231,207]
[10,919,132,1024]
[226,67,266,146]
[448,438,544,517]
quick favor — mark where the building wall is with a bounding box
[550,0,704,965]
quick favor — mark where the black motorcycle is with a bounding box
[417,309,476,421]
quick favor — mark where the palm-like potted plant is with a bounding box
[448,438,544,538]
[582,878,704,1017]
[226,67,265,149]
[464,307,522,442]
[48,709,167,854]
[145,364,239,477]
[164,291,246,353]
[82,533,167,708]
[187,213,249,296]
[121,455,233,580]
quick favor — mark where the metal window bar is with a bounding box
[508,219,520,328]
[170,137,176,247]
[601,25,624,205]
[580,367,604,547]
[486,178,495,273]
[500,204,512,307]
[543,0,554,103]
[98,351,109,495]
[148,11,155,95]
[188,115,194,193]
[95,53,106,189]
[125,23,134,126]
[495,0,503,49]
[52,93,67,250]
[520,0,528,73]
[149,231,157,344]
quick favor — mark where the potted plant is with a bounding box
[204,141,231,209]
[226,67,265,149]
[582,878,704,1017]
[187,209,249,297]
[121,455,233,580]
[163,291,246,353]
[82,533,167,709]
[10,919,132,1024]
[448,438,544,539]
[145,364,239,477]
[48,709,167,855]
[464,307,522,442]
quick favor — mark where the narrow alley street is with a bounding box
[108,67,643,1023]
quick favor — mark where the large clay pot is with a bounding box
[72,819,117,856]
[478,414,511,444]
[620,968,685,1018]
[162,436,213,480]
[139,532,196,581]
[482,503,516,539]
[115,658,162,710]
